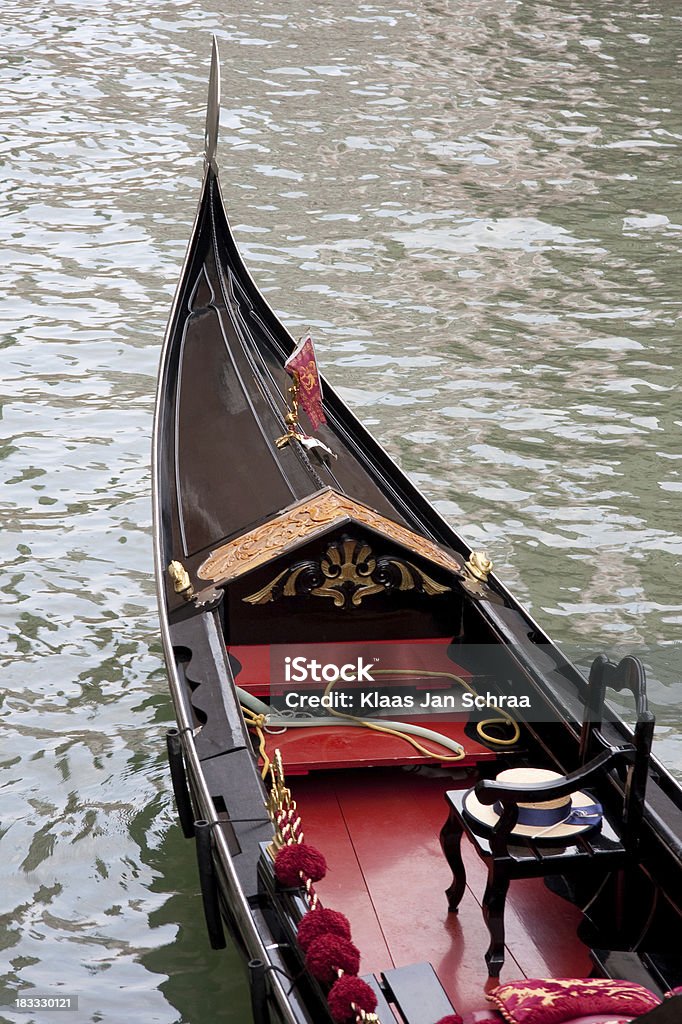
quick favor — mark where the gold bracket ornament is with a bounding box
[244,536,450,610]
[168,560,194,598]
[458,550,494,600]
[275,372,303,449]
[464,551,493,582]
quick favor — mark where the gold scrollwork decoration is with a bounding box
[197,487,466,583]
[243,536,450,610]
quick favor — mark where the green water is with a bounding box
[1,1,680,1021]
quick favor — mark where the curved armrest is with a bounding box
[471,747,634,854]
[475,747,633,809]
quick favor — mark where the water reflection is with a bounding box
[1,0,680,1020]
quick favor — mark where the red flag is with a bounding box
[285,334,326,431]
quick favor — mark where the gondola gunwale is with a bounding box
[152,166,322,1024]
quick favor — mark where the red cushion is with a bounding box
[466,1013,631,1024]
[562,1017,632,1024]
[488,978,659,1024]
[467,1013,632,1024]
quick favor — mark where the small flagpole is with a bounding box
[275,371,303,449]
[274,333,334,461]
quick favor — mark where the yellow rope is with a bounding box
[321,696,464,761]
[320,676,466,761]
[241,706,272,779]
[318,667,519,758]
[371,668,521,747]
[242,666,520,774]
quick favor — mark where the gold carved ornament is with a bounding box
[464,550,493,582]
[167,560,194,598]
[458,550,494,599]
[243,536,450,609]
[198,488,465,583]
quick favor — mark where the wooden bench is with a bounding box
[591,948,682,999]
[363,964,458,1024]
[382,963,457,1022]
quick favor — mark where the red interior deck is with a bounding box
[293,769,591,1017]
[229,638,472,698]
[234,639,510,772]
[235,639,586,1014]
[262,718,499,774]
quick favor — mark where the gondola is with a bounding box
[152,42,682,1024]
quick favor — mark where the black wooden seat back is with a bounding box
[474,656,656,855]
[580,654,650,759]
[579,655,655,847]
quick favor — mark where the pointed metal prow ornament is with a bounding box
[204,35,221,173]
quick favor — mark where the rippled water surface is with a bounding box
[2,1,681,1021]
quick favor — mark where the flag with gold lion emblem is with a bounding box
[284,334,326,431]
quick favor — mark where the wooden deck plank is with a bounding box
[293,775,394,975]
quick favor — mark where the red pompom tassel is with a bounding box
[435,1016,464,1024]
[274,842,327,887]
[327,975,378,1023]
[297,908,352,952]
[305,934,361,985]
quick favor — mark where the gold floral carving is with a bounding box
[197,487,465,583]
[243,537,451,609]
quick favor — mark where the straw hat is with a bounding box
[463,767,603,840]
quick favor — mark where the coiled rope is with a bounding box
[240,666,520,780]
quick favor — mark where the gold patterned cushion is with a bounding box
[488,978,659,1024]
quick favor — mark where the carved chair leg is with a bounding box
[482,862,510,977]
[440,807,467,911]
